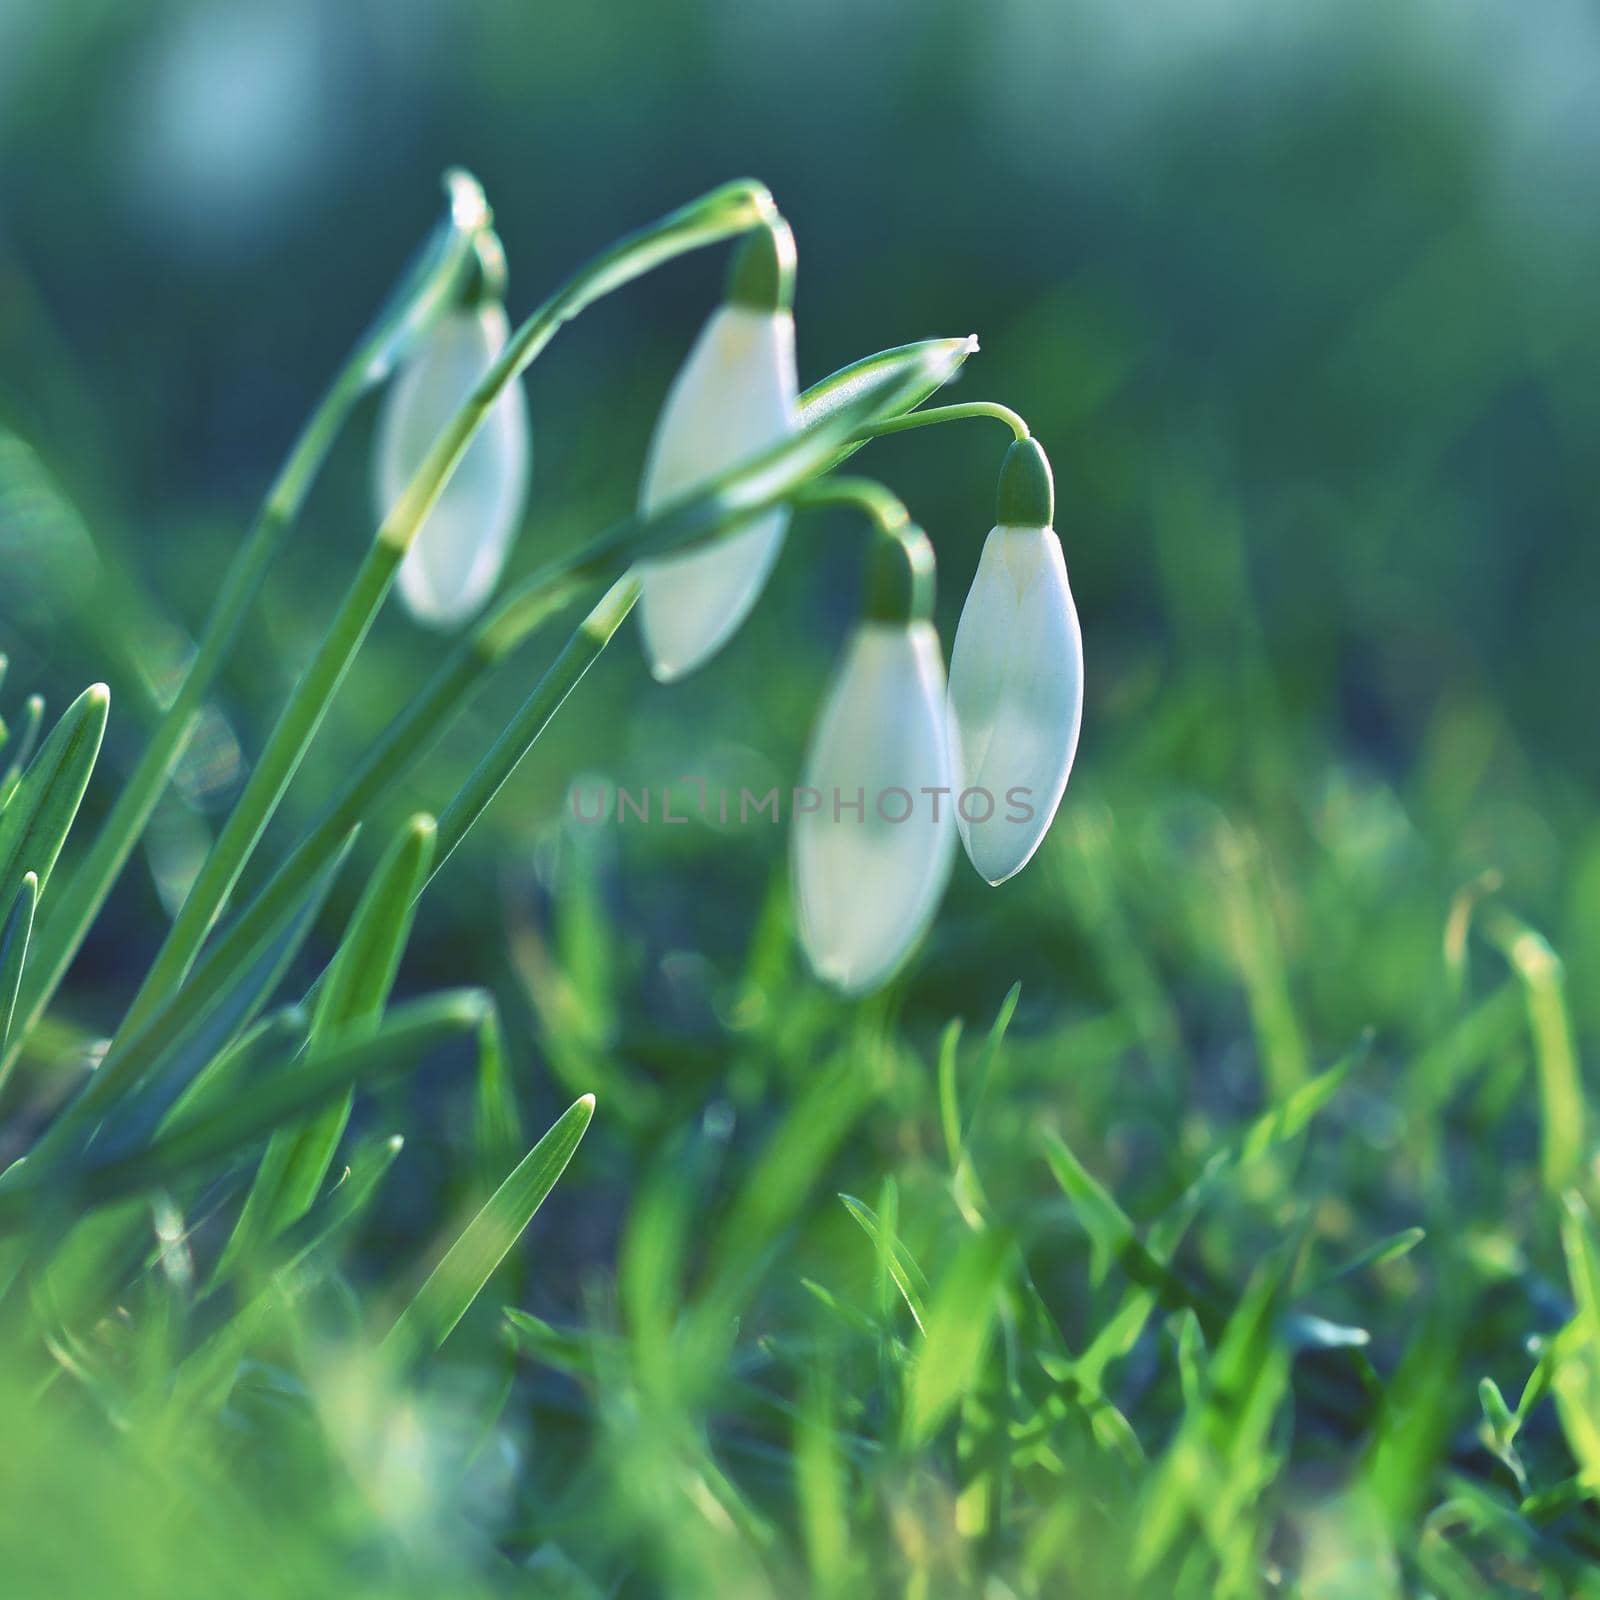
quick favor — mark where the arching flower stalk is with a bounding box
[374,231,532,628]
[947,436,1082,884]
[635,218,800,681]
[791,511,956,994]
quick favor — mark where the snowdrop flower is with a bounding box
[947,437,1082,884]
[374,239,530,628]
[792,528,955,994]
[636,219,799,681]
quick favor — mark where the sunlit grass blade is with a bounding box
[0,990,486,1229]
[173,1132,407,1415]
[0,694,44,810]
[1483,908,1584,1196]
[1233,1032,1367,1166]
[0,870,38,1073]
[1134,1245,1295,1579]
[839,1192,929,1333]
[472,1004,524,1186]
[94,1003,314,1169]
[27,830,359,1167]
[217,815,435,1280]
[902,1226,1012,1448]
[0,683,108,902]
[383,1091,595,1361]
[1311,1226,1426,1289]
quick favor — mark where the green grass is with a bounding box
[3,645,1597,1598]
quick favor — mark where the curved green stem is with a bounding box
[852,400,1029,443]
[4,182,486,1077]
[795,480,935,624]
[111,181,775,1044]
[792,476,911,533]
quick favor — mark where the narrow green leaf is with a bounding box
[64,836,354,1165]
[220,814,435,1274]
[1041,1127,1134,1286]
[936,1017,964,1173]
[960,981,1021,1148]
[473,1004,524,1184]
[29,829,360,1165]
[0,694,44,810]
[0,870,38,1072]
[839,1192,929,1333]
[172,1132,406,1414]
[1485,910,1584,1196]
[902,1226,1012,1448]
[1312,1226,1426,1289]
[0,990,487,1229]
[0,683,108,900]
[383,1092,595,1360]
[1235,1033,1368,1165]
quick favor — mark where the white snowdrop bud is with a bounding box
[636,219,799,682]
[374,290,531,629]
[947,438,1082,885]
[793,528,955,994]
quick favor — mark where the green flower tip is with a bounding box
[995,436,1054,529]
[462,228,508,306]
[727,216,797,313]
[406,812,439,842]
[442,167,492,232]
[85,682,111,713]
[865,523,936,625]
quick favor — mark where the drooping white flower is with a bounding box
[792,620,956,994]
[375,299,530,628]
[636,221,799,682]
[947,438,1082,885]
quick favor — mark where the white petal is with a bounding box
[947,525,1083,884]
[792,622,957,994]
[637,305,798,681]
[375,303,531,628]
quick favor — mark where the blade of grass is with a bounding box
[0,694,44,810]
[216,815,435,1279]
[0,871,37,1074]
[382,1092,595,1360]
[22,830,359,1168]
[839,1193,929,1334]
[1482,909,1584,1196]
[0,990,487,1229]
[902,1226,1012,1449]
[0,683,108,902]
[173,1132,407,1414]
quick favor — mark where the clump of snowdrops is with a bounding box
[0,167,1076,1384]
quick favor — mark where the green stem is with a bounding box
[5,193,483,1076]
[792,477,911,532]
[852,400,1029,442]
[795,480,935,625]
[432,576,639,875]
[111,181,774,1041]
